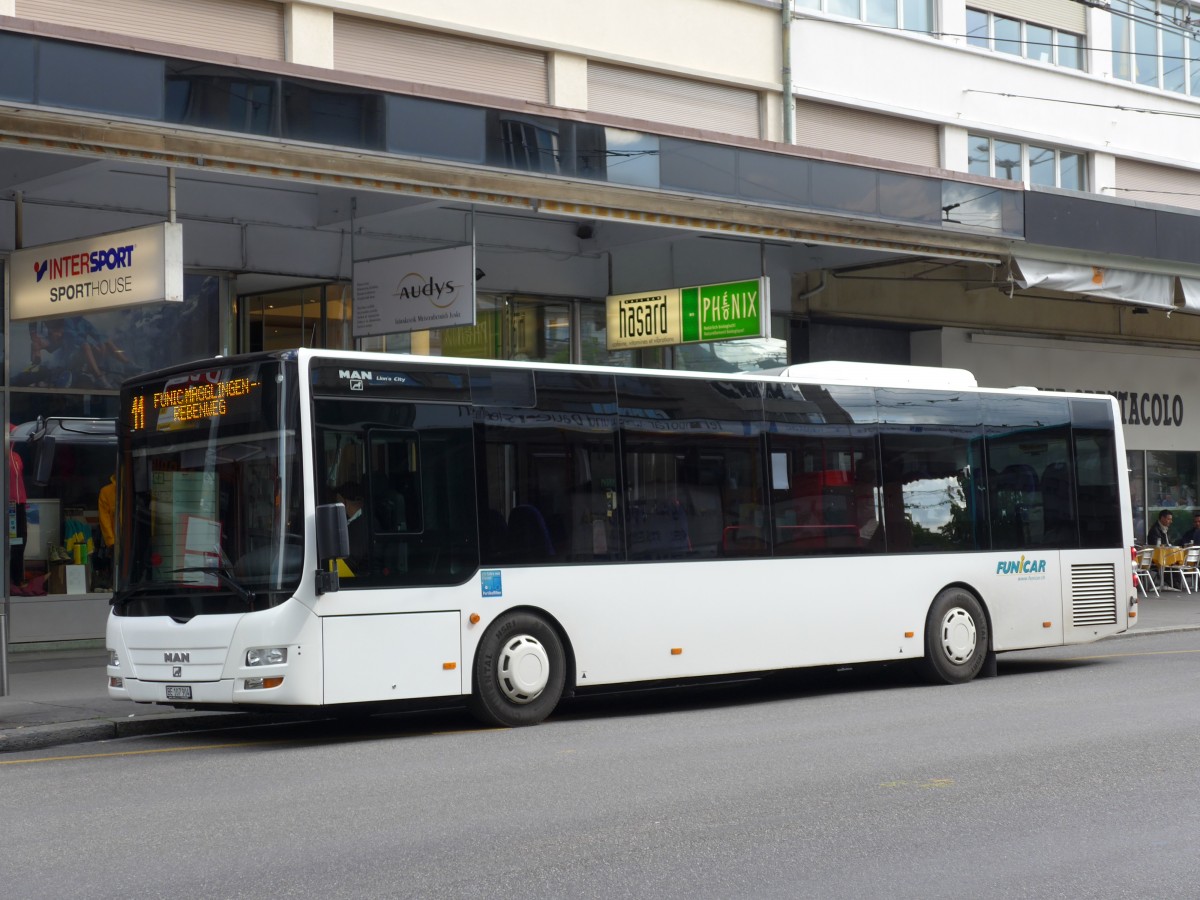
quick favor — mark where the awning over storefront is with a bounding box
[1177,277,1200,314]
[1011,256,1175,310]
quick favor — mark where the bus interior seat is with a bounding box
[507,504,555,561]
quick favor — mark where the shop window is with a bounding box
[579,301,636,368]
[244,283,353,352]
[10,276,220,390]
[432,296,571,362]
[9,417,116,596]
[1145,449,1200,542]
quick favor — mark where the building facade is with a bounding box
[3,0,1200,642]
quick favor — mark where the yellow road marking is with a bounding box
[0,740,282,765]
[2,724,503,765]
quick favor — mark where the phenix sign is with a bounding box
[352,245,475,338]
[606,277,769,350]
[10,222,184,321]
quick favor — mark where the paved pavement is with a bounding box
[2,594,1198,753]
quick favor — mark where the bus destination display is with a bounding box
[130,374,263,432]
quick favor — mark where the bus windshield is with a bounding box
[114,357,303,617]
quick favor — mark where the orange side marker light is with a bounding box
[671,647,683,655]
[443,662,457,670]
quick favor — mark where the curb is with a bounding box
[0,711,259,754]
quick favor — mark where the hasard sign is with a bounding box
[606,277,768,351]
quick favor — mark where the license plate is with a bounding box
[165,685,193,700]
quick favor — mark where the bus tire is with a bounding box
[468,611,565,727]
[919,587,989,685]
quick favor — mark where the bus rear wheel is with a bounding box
[469,611,566,727]
[920,588,989,685]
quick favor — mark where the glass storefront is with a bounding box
[6,275,222,599]
[1131,449,1200,544]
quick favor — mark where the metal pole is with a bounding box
[0,613,7,696]
[782,0,795,145]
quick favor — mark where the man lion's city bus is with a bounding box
[105,350,1136,727]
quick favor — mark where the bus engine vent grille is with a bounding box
[1070,563,1118,626]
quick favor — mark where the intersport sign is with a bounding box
[10,222,184,321]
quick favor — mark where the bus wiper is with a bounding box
[168,567,257,606]
[110,581,172,608]
[110,567,257,609]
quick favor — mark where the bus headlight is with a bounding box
[246,647,288,666]
[107,649,120,667]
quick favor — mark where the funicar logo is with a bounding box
[996,555,1046,575]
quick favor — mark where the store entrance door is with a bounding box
[242,283,353,351]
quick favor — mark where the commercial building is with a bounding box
[3,0,1200,643]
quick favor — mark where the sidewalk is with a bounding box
[2,595,1198,753]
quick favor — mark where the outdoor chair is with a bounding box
[1134,546,1159,598]
[1165,545,1200,594]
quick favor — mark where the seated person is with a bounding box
[335,481,370,576]
[1146,509,1174,547]
[1178,513,1200,546]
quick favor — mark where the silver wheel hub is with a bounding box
[939,607,977,665]
[497,634,550,704]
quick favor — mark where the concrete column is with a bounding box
[285,2,335,69]
[1093,152,1117,197]
[942,125,970,173]
[548,51,588,111]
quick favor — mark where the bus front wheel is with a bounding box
[920,588,989,685]
[469,611,566,727]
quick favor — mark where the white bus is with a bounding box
[106,350,1136,726]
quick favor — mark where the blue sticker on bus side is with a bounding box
[481,569,502,597]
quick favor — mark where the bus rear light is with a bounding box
[109,676,124,688]
[245,676,284,690]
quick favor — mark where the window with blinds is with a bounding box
[794,100,940,168]
[587,63,761,139]
[333,16,547,104]
[15,0,285,60]
[1114,158,1200,212]
[968,0,1085,33]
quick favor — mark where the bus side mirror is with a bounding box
[315,502,350,595]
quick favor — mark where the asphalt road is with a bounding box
[3,630,1198,899]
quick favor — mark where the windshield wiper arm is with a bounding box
[167,567,257,606]
[110,580,172,608]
